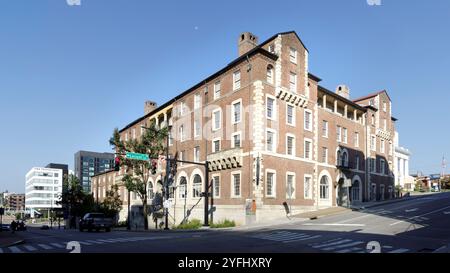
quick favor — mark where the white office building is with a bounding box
[393,132,414,191]
[25,167,63,217]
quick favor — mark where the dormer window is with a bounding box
[268,44,275,54]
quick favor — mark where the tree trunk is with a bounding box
[143,198,148,230]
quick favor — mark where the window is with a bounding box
[194,119,200,138]
[267,65,274,84]
[286,104,295,125]
[320,176,329,199]
[383,101,387,112]
[354,132,359,148]
[194,146,200,162]
[381,159,386,174]
[286,174,295,199]
[232,100,242,124]
[266,171,275,197]
[214,81,221,100]
[322,121,328,137]
[194,94,201,110]
[371,136,376,151]
[289,47,297,64]
[179,125,185,142]
[286,135,295,156]
[370,158,375,173]
[381,139,385,153]
[304,110,312,131]
[192,175,202,198]
[232,132,241,148]
[268,44,275,53]
[178,177,187,199]
[371,114,375,126]
[180,101,186,116]
[213,139,221,153]
[355,155,360,170]
[289,72,297,92]
[342,128,348,143]
[179,151,185,166]
[233,70,241,91]
[304,139,312,160]
[168,130,173,146]
[266,97,275,119]
[213,176,220,198]
[212,109,221,131]
[337,126,342,142]
[322,147,328,164]
[148,182,155,199]
[383,119,387,130]
[266,130,276,152]
[232,173,241,197]
[304,175,312,199]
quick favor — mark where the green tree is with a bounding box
[57,174,96,219]
[110,121,168,230]
[100,184,123,219]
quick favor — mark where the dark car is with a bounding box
[79,213,113,232]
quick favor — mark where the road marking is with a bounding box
[23,245,38,251]
[8,246,23,253]
[97,239,117,243]
[303,223,365,227]
[388,248,409,253]
[312,239,353,248]
[283,235,322,243]
[79,241,93,246]
[337,214,372,224]
[336,247,363,253]
[50,243,65,248]
[322,241,364,251]
[444,211,450,215]
[37,244,53,250]
[258,233,307,240]
[390,205,450,226]
[86,240,104,244]
[405,208,418,212]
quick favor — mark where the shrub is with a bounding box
[175,219,202,230]
[210,219,236,229]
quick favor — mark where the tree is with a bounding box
[57,174,96,221]
[100,184,123,219]
[110,121,168,230]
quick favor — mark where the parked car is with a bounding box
[79,213,113,232]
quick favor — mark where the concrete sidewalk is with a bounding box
[0,232,25,248]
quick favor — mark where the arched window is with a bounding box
[193,174,202,198]
[179,177,187,199]
[337,150,341,165]
[148,182,154,200]
[266,65,274,84]
[320,176,329,199]
[342,151,348,167]
[352,180,360,201]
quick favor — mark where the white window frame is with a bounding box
[304,174,312,199]
[381,139,385,153]
[286,103,295,126]
[194,146,200,162]
[231,131,242,149]
[289,47,297,64]
[383,101,387,112]
[322,120,328,138]
[337,126,342,142]
[286,172,296,199]
[371,135,376,151]
[304,109,312,131]
[212,175,220,199]
[179,101,186,116]
[289,72,297,93]
[322,147,328,164]
[343,128,348,144]
[304,138,312,160]
[194,94,201,110]
[179,125,185,142]
[212,137,221,153]
[265,169,276,198]
[267,66,274,84]
[212,108,222,131]
[354,132,359,148]
[231,99,242,124]
[214,81,221,100]
[233,70,241,91]
[286,134,296,157]
[266,95,277,120]
[231,171,241,198]
[266,129,277,153]
[194,119,200,138]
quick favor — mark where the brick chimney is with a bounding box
[144,101,157,115]
[336,85,350,99]
[238,32,259,57]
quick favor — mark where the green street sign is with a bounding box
[126,152,149,161]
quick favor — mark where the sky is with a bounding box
[0,0,449,193]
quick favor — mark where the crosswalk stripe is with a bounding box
[86,240,104,244]
[37,244,53,250]
[284,235,322,243]
[9,246,23,253]
[79,242,93,246]
[50,243,65,248]
[323,241,364,251]
[259,233,307,241]
[388,248,409,253]
[23,245,38,251]
[312,239,352,248]
[310,238,343,246]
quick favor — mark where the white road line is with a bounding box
[50,243,65,248]
[390,205,450,226]
[97,239,117,243]
[443,211,450,215]
[79,242,93,246]
[388,248,409,253]
[8,246,23,253]
[405,208,418,212]
[338,214,372,224]
[336,247,363,253]
[322,241,364,251]
[312,239,353,248]
[284,235,322,243]
[37,244,53,250]
[86,240,104,244]
[303,223,365,227]
[23,245,38,251]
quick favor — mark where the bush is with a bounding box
[175,219,202,230]
[210,219,236,229]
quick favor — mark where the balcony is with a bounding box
[207,148,243,171]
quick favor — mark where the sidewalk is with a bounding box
[351,192,439,210]
[0,232,25,248]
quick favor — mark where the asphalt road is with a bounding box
[2,192,450,254]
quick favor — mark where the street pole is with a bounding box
[204,162,209,227]
[164,129,170,230]
[127,190,131,230]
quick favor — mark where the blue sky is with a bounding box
[1,0,449,193]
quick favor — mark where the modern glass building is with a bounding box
[74,151,114,193]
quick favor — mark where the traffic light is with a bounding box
[151,159,157,175]
[114,157,120,172]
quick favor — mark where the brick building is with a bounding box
[92,31,396,227]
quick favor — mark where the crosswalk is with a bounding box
[0,236,172,253]
[249,231,411,253]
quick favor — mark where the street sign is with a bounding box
[126,152,149,161]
